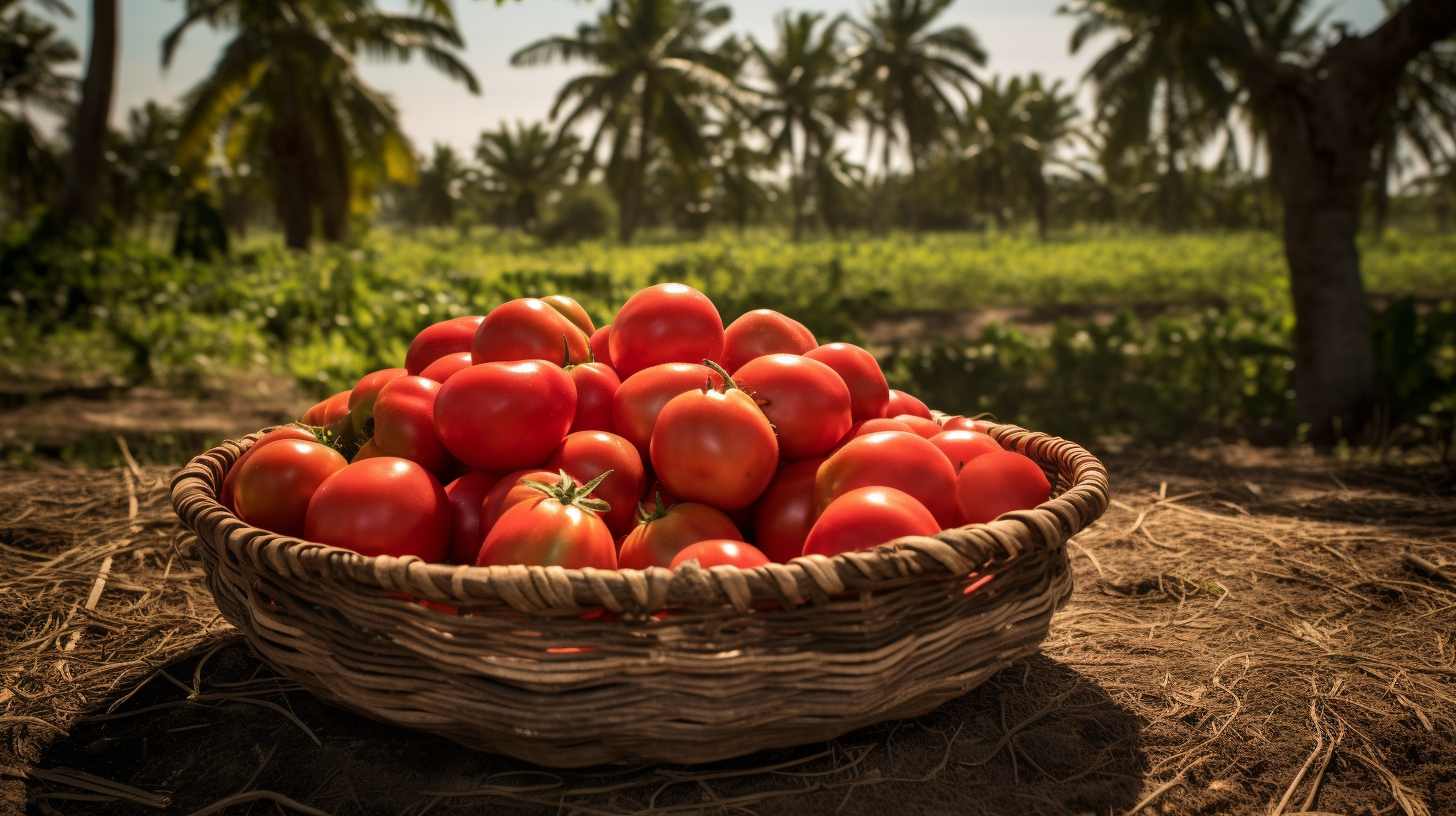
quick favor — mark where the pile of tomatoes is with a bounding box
[224,283,1051,574]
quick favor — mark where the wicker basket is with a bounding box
[171,422,1107,767]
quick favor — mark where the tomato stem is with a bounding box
[702,359,737,393]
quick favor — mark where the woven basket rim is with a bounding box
[172,421,1109,615]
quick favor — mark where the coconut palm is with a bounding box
[0,0,78,220]
[164,0,478,249]
[1370,35,1456,233]
[475,121,579,233]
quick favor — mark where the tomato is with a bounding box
[612,363,724,457]
[476,473,617,569]
[300,390,350,427]
[589,324,613,368]
[637,480,680,518]
[941,415,994,434]
[419,352,472,384]
[752,457,825,563]
[720,309,817,373]
[618,501,742,569]
[734,354,852,460]
[339,368,408,439]
[828,418,915,454]
[669,540,770,570]
[405,316,485,375]
[955,451,1051,525]
[893,414,943,439]
[816,431,958,526]
[564,360,620,434]
[542,294,596,336]
[221,426,318,511]
[306,458,451,560]
[650,366,778,511]
[803,486,941,557]
[929,430,1003,474]
[434,360,577,472]
[233,440,346,536]
[481,469,573,535]
[608,283,724,378]
[545,431,644,536]
[803,343,889,421]
[472,298,590,366]
[885,389,932,420]
[352,438,386,462]
[373,376,454,476]
[444,470,503,564]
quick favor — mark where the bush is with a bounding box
[541,188,617,245]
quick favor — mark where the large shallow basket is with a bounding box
[171,422,1108,767]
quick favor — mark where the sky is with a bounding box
[39,0,1389,158]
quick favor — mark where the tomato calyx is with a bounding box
[521,469,614,516]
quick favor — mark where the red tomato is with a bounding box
[472,298,590,366]
[343,368,408,438]
[222,426,318,511]
[650,368,778,511]
[475,474,617,569]
[955,451,1051,525]
[565,361,620,434]
[545,431,644,537]
[542,294,596,336]
[589,324,613,368]
[434,360,577,472]
[618,501,742,569]
[802,486,940,557]
[669,540,770,570]
[300,390,350,427]
[816,431,958,526]
[886,389,932,420]
[752,457,825,563]
[828,418,915,454]
[405,316,485,375]
[803,343,889,421]
[894,414,943,439]
[608,283,724,378]
[235,440,346,536]
[419,352,472,384]
[638,480,680,518]
[373,376,453,476]
[444,470,503,564]
[304,457,451,561]
[481,469,572,535]
[612,363,724,457]
[929,430,1003,474]
[942,415,994,434]
[720,309,817,373]
[352,439,386,462]
[734,354,853,460]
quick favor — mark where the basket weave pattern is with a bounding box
[171,423,1108,766]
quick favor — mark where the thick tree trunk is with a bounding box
[618,87,653,244]
[60,0,118,228]
[1161,81,1185,233]
[1371,135,1392,236]
[269,102,314,250]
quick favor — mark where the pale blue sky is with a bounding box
[40,0,1387,157]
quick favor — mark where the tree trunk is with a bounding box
[1371,134,1392,236]
[268,93,314,250]
[60,0,118,228]
[618,86,653,244]
[1161,80,1185,233]
[317,101,351,244]
[788,124,803,241]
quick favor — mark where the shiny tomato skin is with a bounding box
[304,457,451,561]
[886,389,932,420]
[752,457,825,563]
[222,426,318,511]
[618,502,743,569]
[476,496,616,569]
[589,324,613,367]
[803,343,889,421]
[803,486,941,557]
[608,283,724,378]
[300,390,350,427]
[434,360,577,472]
[929,430,1003,474]
[373,376,454,476]
[352,438,386,462]
[955,451,1051,525]
[650,388,778,511]
[669,540,770,569]
[734,354,853,460]
[566,362,620,434]
[816,431,958,527]
[347,368,409,436]
[942,415,994,434]
[894,414,944,440]
[545,431,645,536]
[828,418,916,454]
[612,363,724,457]
[419,352,472,384]
[542,294,595,336]
[444,471,503,564]
[481,469,570,535]
[472,298,590,366]
[721,309,817,373]
[405,316,485,375]
[235,440,347,537]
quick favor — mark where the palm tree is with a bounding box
[164,0,478,249]
[475,121,578,232]
[511,0,741,243]
[59,0,114,229]
[705,115,770,233]
[103,102,190,236]
[0,0,78,221]
[1370,36,1456,234]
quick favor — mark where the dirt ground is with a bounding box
[2,440,1454,815]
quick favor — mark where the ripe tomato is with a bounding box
[373,376,454,476]
[300,390,350,427]
[650,367,778,511]
[816,431,958,526]
[434,360,577,472]
[545,431,644,536]
[222,426,319,511]
[669,540,770,569]
[802,486,940,557]
[734,354,852,460]
[542,294,595,336]
[476,473,617,569]
[472,298,590,366]
[305,458,451,561]
[720,309,817,373]
[885,389,932,420]
[608,283,724,378]
[352,438,386,462]
[589,324,613,369]
[419,352,472,384]
[480,469,574,534]
[828,418,915,454]
[955,451,1051,525]
[752,457,825,563]
[564,360,620,434]
[234,439,346,536]
[612,363,724,457]
[405,316,485,375]
[341,368,408,438]
[893,414,943,439]
[444,470,503,564]
[941,415,994,434]
[618,501,742,569]
[929,430,1003,474]
[637,480,680,518]
[803,343,889,421]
